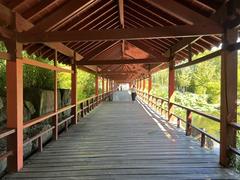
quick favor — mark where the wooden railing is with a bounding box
[0,129,15,161]
[0,91,114,162]
[137,90,240,156]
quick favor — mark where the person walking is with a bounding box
[131,85,137,102]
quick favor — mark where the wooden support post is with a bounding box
[6,41,24,172]
[168,59,175,121]
[148,75,152,104]
[80,103,84,117]
[53,50,58,140]
[71,53,77,124]
[102,77,105,93]
[95,74,98,96]
[140,79,142,90]
[106,78,109,92]
[186,110,192,136]
[38,136,43,152]
[177,118,180,128]
[220,9,238,166]
[143,79,146,91]
[201,129,206,148]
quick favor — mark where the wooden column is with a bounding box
[220,17,238,166]
[95,74,99,95]
[53,50,58,140]
[140,79,142,90]
[102,77,105,93]
[168,59,175,121]
[71,53,77,124]
[106,78,109,92]
[148,75,152,104]
[148,75,152,93]
[143,79,146,91]
[6,40,23,172]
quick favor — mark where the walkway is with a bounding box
[5,91,239,179]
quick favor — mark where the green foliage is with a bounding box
[152,69,168,98]
[76,70,95,100]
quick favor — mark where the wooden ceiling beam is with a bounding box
[143,0,218,25]
[0,3,12,27]
[80,41,120,63]
[77,58,168,65]
[22,0,56,21]
[163,2,226,57]
[27,0,97,33]
[18,24,223,43]
[118,0,125,56]
[128,41,164,58]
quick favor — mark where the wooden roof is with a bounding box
[0,0,224,82]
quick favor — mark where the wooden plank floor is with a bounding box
[5,91,239,179]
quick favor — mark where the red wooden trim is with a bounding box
[220,27,238,167]
[20,58,73,73]
[168,60,175,121]
[71,57,77,124]
[6,59,24,172]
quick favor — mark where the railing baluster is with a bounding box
[186,110,192,136]
[38,136,43,152]
[201,128,206,147]
[177,117,180,128]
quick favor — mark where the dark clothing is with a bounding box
[131,92,137,101]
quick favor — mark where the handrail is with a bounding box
[170,102,220,123]
[21,90,114,155]
[0,128,16,139]
[137,90,221,148]
[137,89,240,157]
[0,151,13,161]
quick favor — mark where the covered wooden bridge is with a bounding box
[0,0,240,179]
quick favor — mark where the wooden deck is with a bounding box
[5,91,239,179]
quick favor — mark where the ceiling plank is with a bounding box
[143,0,218,25]
[164,2,226,57]
[77,58,168,65]
[128,41,164,58]
[79,41,120,62]
[27,0,97,33]
[18,24,223,43]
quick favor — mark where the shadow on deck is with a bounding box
[4,91,239,179]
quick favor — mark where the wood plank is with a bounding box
[220,26,238,166]
[18,24,223,43]
[0,3,12,27]
[27,0,96,33]
[143,0,219,25]
[77,58,168,65]
[4,91,239,179]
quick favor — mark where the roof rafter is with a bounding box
[143,0,218,25]
[27,0,98,33]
